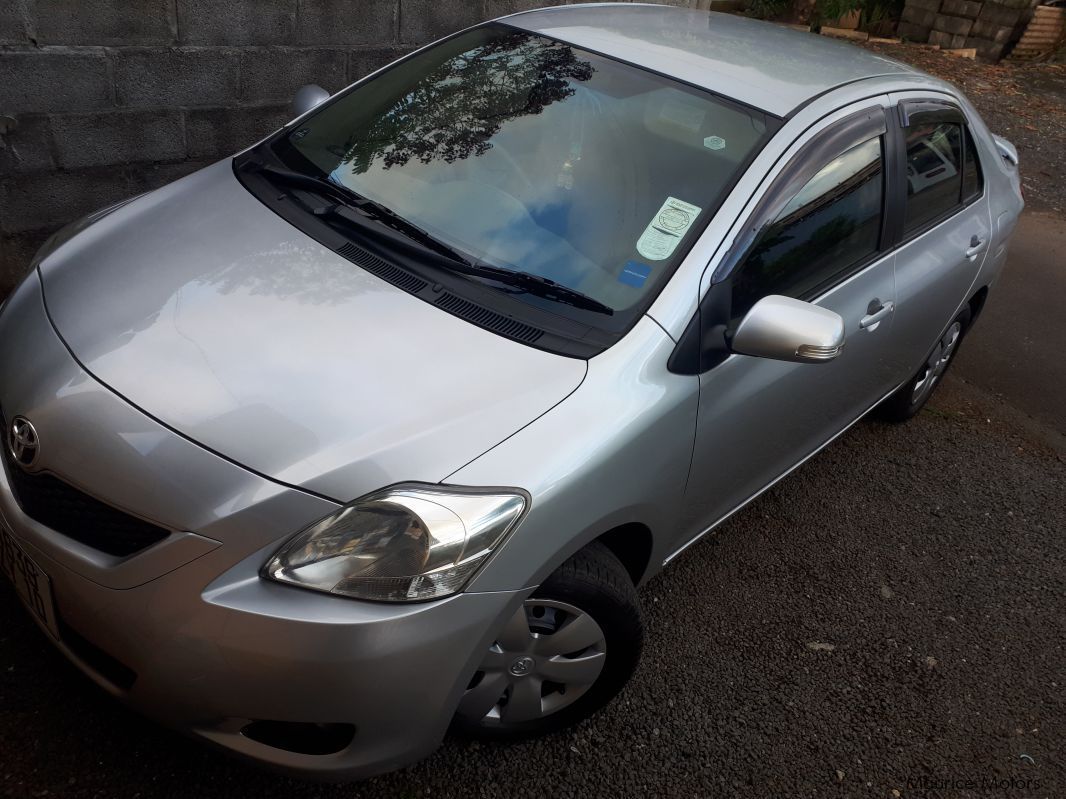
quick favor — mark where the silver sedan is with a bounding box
[0,4,1022,780]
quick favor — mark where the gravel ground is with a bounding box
[858,40,1066,214]
[4,36,1065,799]
[2,375,1063,799]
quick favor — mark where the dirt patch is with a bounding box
[859,41,1066,213]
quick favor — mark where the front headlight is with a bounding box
[262,485,527,602]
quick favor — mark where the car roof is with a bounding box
[503,3,922,117]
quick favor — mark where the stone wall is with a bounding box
[0,0,711,296]
[897,0,1038,60]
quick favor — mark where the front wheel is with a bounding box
[454,542,644,739]
[877,305,971,423]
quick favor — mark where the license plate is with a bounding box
[0,521,59,639]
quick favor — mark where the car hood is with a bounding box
[37,161,586,502]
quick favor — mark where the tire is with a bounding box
[454,541,644,739]
[877,305,972,423]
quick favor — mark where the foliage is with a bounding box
[748,0,791,20]
[338,32,594,175]
[747,0,904,30]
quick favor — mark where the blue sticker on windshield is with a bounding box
[618,260,652,288]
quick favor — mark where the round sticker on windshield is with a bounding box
[703,135,726,151]
[658,206,691,232]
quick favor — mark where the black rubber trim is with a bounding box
[433,292,544,344]
[785,74,904,120]
[336,242,428,295]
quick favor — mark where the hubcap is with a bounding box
[509,656,535,677]
[457,599,607,726]
[911,321,961,406]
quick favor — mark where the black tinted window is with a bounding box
[962,126,983,201]
[731,137,883,320]
[904,121,963,234]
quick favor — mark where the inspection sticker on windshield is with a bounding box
[636,197,702,261]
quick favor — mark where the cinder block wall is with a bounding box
[897,0,1039,60]
[0,0,700,297]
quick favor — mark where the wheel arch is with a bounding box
[968,285,989,325]
[594,522,655,587]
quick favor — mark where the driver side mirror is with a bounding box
[731,295,845,364]
[291,84,331,118]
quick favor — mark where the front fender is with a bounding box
[454,317,699,593]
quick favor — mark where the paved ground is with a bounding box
[954,210,1066,449]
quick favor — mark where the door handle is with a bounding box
[860,300,894,329]
[965,234,987,260]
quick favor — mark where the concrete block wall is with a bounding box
[0,0,703,296]
[897,0,1038,60]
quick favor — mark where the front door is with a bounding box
[672,104,902,555]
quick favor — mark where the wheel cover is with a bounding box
[911,321,962,406]
[457,599,607,726]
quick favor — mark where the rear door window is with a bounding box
[901,107,983,236]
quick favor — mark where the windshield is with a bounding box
[273,24,774,319]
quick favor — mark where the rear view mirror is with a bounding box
[291,84,331,118]
[731,295,845,364]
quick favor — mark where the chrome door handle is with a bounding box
[965,234,987,260]
[860,300,894,329]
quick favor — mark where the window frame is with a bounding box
[893,100,987,245]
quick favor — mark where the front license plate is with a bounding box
[0,521,59,639]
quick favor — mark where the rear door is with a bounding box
[887,95,992,374]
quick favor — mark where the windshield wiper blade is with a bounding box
[251,163,471,263]
[252,162,613,316]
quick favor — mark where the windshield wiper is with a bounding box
[252,162,614,316]
[250,163,469,263]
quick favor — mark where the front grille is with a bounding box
[1,414,170,557]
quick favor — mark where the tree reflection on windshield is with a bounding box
[336,32,594,174]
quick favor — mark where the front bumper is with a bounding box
[0,274,528,779]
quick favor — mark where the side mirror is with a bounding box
[291,84,331,118]
[731,295,845,364]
